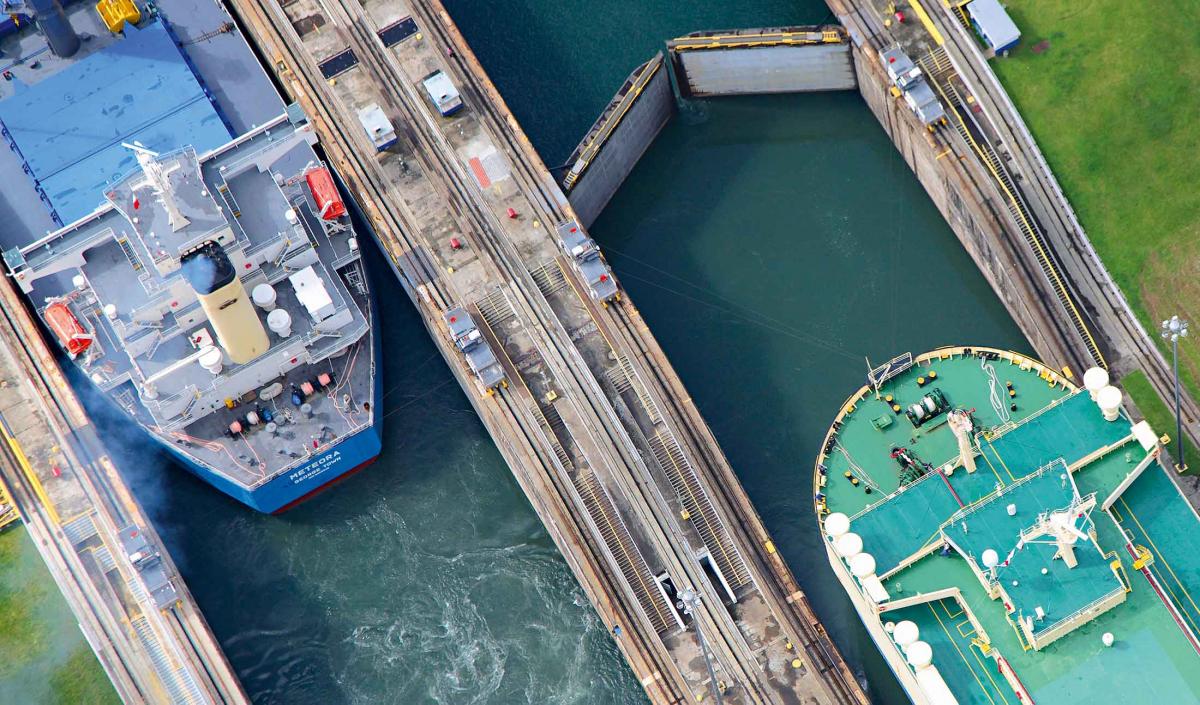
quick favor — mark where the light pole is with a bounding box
[678,588,722,703]
[1162,315,1189,473]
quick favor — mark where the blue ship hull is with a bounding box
[158,408,382,513]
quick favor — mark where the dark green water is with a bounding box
[110,1,1029,704]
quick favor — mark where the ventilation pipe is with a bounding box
[29,0,80,58]
[1097,385,1122,422]
[1083,367,1109,401]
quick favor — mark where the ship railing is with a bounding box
[979,388,1082,442]
[1033,585,1126,642]
[867,352,913,395]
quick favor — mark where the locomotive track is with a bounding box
[927,7,1200,452]
[225,0,869,700]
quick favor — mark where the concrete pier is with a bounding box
[225,0,869,701]
[0,250,247,702]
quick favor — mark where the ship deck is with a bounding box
[816,348,1200,704]
[0,0,378,498]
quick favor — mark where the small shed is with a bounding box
[422,71,463,116]
[357,103,397,151]
[967,0,1021,54]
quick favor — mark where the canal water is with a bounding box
[104,1,1029,704]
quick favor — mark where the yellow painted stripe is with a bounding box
[908,0,945,46]
[0,419,59,525]
[1120,498,1200,634]
[928,603,1001,705]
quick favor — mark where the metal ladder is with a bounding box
[477,287,515,329]
[527,399,673,633]
[617,355,663,425]
[116,236,144,273]
[648,430,752,591]
[63,513,98,545]
[529,260,569,297]
[575,469,674,634]
[130,615,205,704]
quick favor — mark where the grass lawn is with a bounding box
[989,1,1200,397]
[0,527,118,703]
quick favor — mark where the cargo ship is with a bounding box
[814,347,1200,703]
[0,0,380,512]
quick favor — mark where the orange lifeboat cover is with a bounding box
[304,167,346,220]
[45,301,92,357]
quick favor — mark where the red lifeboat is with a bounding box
[304,166,347,220]
[45,301,92,357]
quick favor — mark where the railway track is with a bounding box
[230,0,868,699]
[326,4,787,702]
[926,7,1200,452]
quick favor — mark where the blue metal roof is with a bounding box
[968,0,1021,53]
[0,20,231,223]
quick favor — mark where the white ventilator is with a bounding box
[1083,367,1109,400]
[252,283,277,311]
[893,621,920,653]
[198,345,224,375]
[267,308,292,338]
[907,641,933,670]
[824,512,851,539]
[849,552,877,579]
[947,410,976,473]
[1097,385,1122,422]
[835,532,863,559]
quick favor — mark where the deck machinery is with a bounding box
[814,347,1200,704]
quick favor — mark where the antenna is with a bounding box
[1015,493,1097,570]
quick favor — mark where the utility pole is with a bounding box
[678,588,723,703]
[1162,315,1189,473]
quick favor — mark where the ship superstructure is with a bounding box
[814,347,1200,703]
[0,0,380,511]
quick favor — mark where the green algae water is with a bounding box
[93,1,1030,704]
[0,527,118,704]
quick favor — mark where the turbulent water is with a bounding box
[95,1,1033,704]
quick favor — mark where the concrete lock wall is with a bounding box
[843,30,1081,371]
[564,53,675,228]
[672,42,856,97]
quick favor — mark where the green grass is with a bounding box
[1121,369,1199,473]
[48,645,120,705]
[0,529,47,677]
[990,1,1200,398]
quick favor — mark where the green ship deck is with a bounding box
[814,347,1200,704]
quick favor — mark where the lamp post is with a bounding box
[1162,315,1189,473]
[678,588,722,704]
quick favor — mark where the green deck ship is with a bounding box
[814,347,1200,704]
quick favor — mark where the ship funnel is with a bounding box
[1083,367,1109,401]
[28,0,80,58]
[180,241,269,365]
[267,309,292,338]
